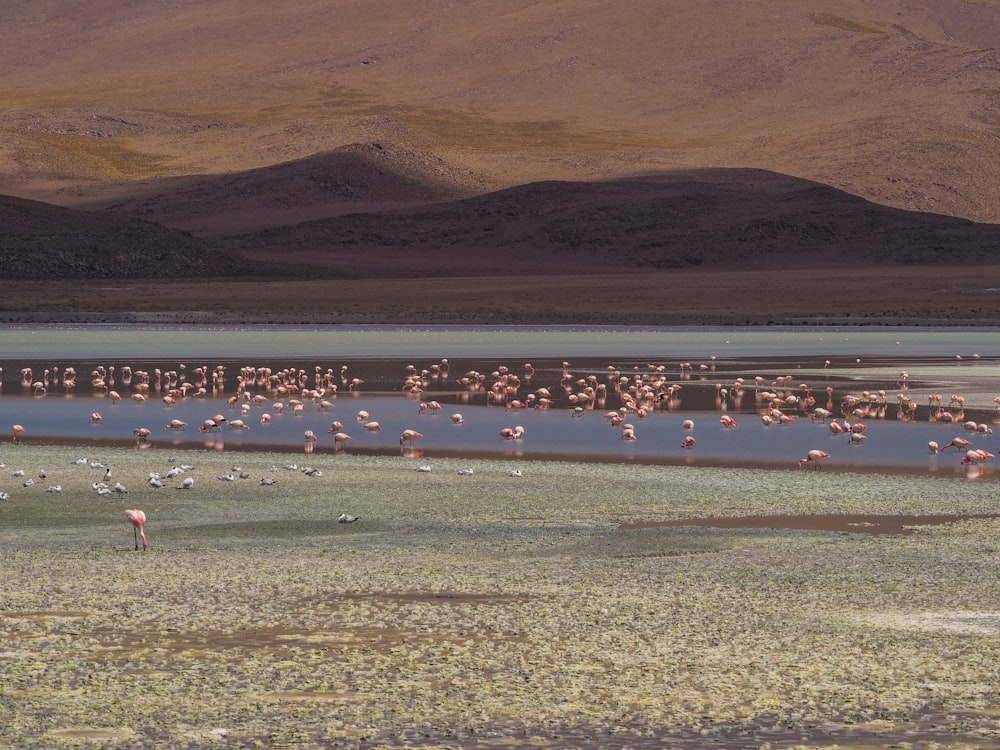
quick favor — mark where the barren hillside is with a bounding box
[1,1,999,323]
[2,1,998,223]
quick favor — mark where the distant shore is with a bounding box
[5,265,1000,326]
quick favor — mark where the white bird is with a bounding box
[508,469,523,477]
[338,513,358,523]
[114,482,128,493]
[0,491,9,500]
[218,474,235,481]
[259,477,277,485]
[72,457,88,465]
[148,477,164,488]
[22,478,34,487]
[177,477,195,489]
[46,485,62,493]
[457,468,474,475]
[12,469,25,477]
[164,467,183,478]
[416,465,432,472]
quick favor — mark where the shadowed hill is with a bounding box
[95,143,489,236]
[0,194,243,279]
[230,170,1000,277]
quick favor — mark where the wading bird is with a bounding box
[125,509,148,551]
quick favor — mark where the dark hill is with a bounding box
[231,169,1000,277]
[0,194,242,279]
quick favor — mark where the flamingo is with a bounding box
[450,413,465,424]
[89,412,103,424]
[11,424,25,443]
[961,449,994,465]
[332,432,352,447]
[719,415,738,428]
[928,441,940,454]
[681,435,696,448]
[400,429,423,445]
[125,509,148,551]
[499,427,515,440]
[362,421,382,432]
[942,437,971,451]
[798,449,830,469]
[133,427,152,440]
[304,430,318,442]
[165,419,187,430]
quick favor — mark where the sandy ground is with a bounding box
[1,446,998,748]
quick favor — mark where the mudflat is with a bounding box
[4,264,1000,326]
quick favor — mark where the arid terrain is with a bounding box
[1,1,999,323]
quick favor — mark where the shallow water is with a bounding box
[3,324,1000,477]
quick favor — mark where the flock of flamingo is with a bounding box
[3,355,999,549]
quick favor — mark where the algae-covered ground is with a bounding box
[1,446,998,748]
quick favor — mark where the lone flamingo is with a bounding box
[798,449,830,469]
[124,509,148,551]
[11,424,25,443]
[400,429,423,445]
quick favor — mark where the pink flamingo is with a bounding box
[89,412,103,423]
[798,449,830,469]
[719,415,738,428]
[942,437,971,451]
[304,430,318,442]
[961,449,994,465]
[362,421,382,432]
[400,429,423,445]
[125,509,148,551]
[11,424,25,443]
[681,435,696,448]
[450,413,465,424]
[133,427,152,440]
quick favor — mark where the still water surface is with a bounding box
[2,324,1000,477]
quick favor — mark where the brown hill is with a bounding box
[95,142,489,236]
[1,1,998,225]
[2,2,1000,323]
[231,170,1000,277]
